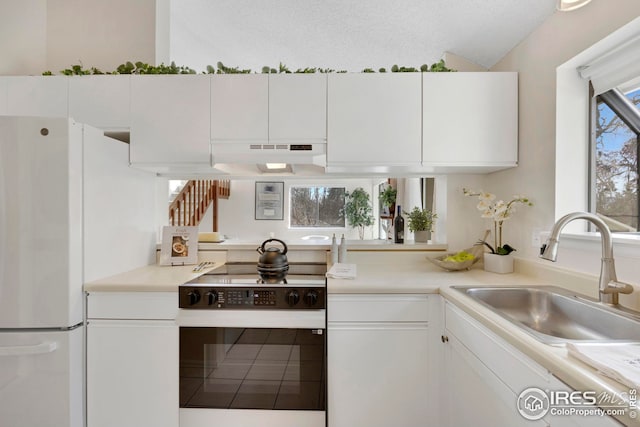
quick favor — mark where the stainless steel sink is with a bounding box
[451,286,640,345]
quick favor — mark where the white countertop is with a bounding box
[83,254,638,425]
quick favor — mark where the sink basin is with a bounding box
[452,286,640,345]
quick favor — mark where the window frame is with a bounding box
[589,85,640,232]
[288,185,346,229]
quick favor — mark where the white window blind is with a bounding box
[578,33,640,95]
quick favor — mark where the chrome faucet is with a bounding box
[539,212,633,305]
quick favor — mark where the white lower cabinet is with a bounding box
[443,302,622,427]
[328,294,439,427]
[86,292,178,427]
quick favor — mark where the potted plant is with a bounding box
[344,188,375,240]
[404,207,437,242]
[463,188,533,273]
[379,184,397,216]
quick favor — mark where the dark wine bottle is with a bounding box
[394,205,404,244]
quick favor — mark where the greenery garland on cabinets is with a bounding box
[43,59,455,76]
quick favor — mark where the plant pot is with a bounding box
[414,230,431,243]
[483,253,513,274]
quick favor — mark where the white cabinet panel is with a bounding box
[327,73,422,167]
[87,292,177,320]
[443,302,622,427]
[269,73,326,141]
[328,323,429,427]
[444,333,543,427]
[422,72,517,170]
[87,319,178,427]
[328,293,429,322]
[69,75,130,130]
[130,75,210,168]
[6,76,68,117]
[328,294,434,427]
[211,74,268,142]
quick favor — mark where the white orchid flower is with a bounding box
[481,209,494,219]
[476,200,492,211]
[478,192,496,202]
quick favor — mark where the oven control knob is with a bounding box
[187,290,201,306]
[205,291,218,305]
[286,290,300,306]
[304,290,319,306]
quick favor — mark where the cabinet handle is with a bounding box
[441,335,449,343]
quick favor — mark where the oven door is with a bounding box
[177,310,326,427]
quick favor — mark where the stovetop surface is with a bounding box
[184,262,327,287]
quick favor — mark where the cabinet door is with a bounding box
[328,323,429,427]
[87,320,178,427]
[327,73,422,167]
[444,333,545,427]
[269,73,326,141]
[211,74,268,142]
[6,76,68,117]
[69,75,130,130]
[130,75,210,167]
[422,72,517,170]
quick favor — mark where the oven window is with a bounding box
[180,327,326,410]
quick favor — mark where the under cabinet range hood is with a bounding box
[211,142,327,175]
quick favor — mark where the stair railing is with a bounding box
[169,180,230,229]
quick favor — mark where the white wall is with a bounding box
[0,0,168,76]
[0,0,47,75]
[214,178,384,241]
[489,1,640,290]
[83,127,158,282]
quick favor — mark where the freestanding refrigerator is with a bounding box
[0,117,84,427]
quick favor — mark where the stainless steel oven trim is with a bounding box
[176,309,326,329]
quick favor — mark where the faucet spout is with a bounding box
[539,212,633,305]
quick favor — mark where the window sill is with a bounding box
[550,231,640,258]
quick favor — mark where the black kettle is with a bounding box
[256,238,289,278]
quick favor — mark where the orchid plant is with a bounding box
[463,188,533,255]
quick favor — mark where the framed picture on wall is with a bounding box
[159,226,199,265]
[255,182,284,220]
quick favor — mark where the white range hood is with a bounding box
[211,142,326,165]
[210,141,326,176]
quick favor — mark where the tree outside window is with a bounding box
[594,87,639,231]
[290,186,345,228]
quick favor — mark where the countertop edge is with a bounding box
[440,286,639,427]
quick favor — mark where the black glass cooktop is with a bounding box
[185,262,327,286]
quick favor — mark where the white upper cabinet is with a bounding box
[5,76,68,118]
[326,73,422,170]
[268,73,327,141]
[68,75,130,130]
[130,75,211,169]
[210,73,327,143]
[422,72,518,172]
[211,74,268,142]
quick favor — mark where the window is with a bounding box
[290,186,345,228]
[591,87,640,231]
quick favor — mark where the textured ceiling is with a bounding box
[170,0,558,72]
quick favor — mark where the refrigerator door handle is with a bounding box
[0,341,58,356]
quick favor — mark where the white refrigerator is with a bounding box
[0,117,84,427]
